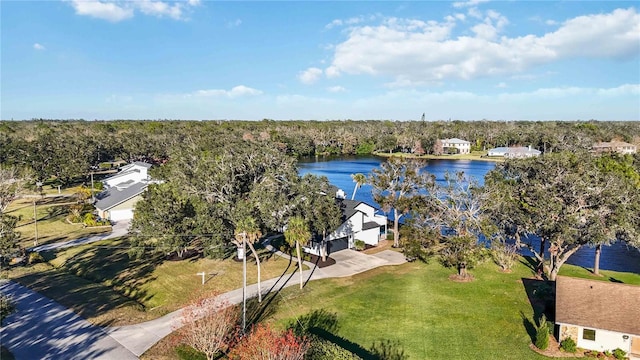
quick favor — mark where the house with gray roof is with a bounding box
[304,198,388,256]
[487,146,541,158]
[95,162,153,222]
[556,276,640,357]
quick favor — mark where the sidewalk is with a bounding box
[108,248,406,357]
[30,219,131,252]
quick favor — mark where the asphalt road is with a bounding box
[0,281,138,360]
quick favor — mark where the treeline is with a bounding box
[1,119,639,184]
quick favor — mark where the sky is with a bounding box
[1,0,639,121]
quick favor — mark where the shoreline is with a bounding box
[372,151,504,162]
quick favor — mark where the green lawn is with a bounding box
[5,195,110,249]
[558,264,640,285]
[264,260,625,360]
[9,238,303,325]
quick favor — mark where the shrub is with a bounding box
[560,337,577,353]
[28,252,45,264]
[355,240,366,251]
[305,337,361,360]
[535,322,549,350]
[0,294,15,326]
[83,213,97,227]
[604,350,612,357]
[612,348,626,360]
[586,350,599,357]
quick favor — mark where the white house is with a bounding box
[94,162,152,222]
[304,199,388,256]
[592,141,637,155]
[487,146,541,158]
[439,138,471,154]
[555,276,640,357]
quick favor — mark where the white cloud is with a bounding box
[325,14,380,29]
[69,0,200,22]
[33,43,45,50]
[70,0,133,22]
[322,8,639,86]
[227,19,242,28]
[298,67,323,84]
[327,86,346,93]
[545,19,558,26]
[496,82,507,88]
[190,85,262,98]
[452,0,490,9]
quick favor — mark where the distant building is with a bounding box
[437,138,471,154]
[95,162,153,222]
[487,146,541,158]
[556,276,640,356]
[592,141,637,155]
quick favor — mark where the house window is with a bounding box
[583,329,596,341]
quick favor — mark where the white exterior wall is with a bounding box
[575,326,633,353]
[358,228,380,245]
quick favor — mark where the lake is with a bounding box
[298,155,640,274]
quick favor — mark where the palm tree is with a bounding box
[235,217,264,302]
[350,173,366,200]
[285,216,311,289]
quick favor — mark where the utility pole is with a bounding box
[90,172,95,203]
[242,231,247,334]
[33,200,38,246]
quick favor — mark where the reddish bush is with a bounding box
[228,323,309,360]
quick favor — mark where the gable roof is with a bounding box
[555,276,640,335]
[95,182,147,211]
[340,199,363,220]
[442,138,470,144]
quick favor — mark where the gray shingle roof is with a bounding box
[555,276,640,335]
[362,221,380,230]
[95,182,147,211]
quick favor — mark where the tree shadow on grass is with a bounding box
[288,309,408,360]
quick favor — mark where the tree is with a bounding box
[484,152,637,280]
[129,183,198,259]
[0,165,31,213]
[234,216,263,302]
[285,216,311,289]
[350,173,366,200]
[0,214,20,264]
[228,323,309,360]
[370,157,426,247]
[294,175,342,262]
[175,292,238,360]
[419,172,487,278]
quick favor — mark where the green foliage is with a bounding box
[0,214,20,259]
[82,213,97,227]
[305,337,362,360]
[534,315,549,350]
[28,251,45,264]
[354,240,365,251]
[174,344,207,360]
[355,141,375,155]
[612,348,626,360]
[560,337,576,353]
[0,294,15,326]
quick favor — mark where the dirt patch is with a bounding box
[448,274,475,282]
[362,239,394,255]
[165,249,200,261]
[305,253,336,268]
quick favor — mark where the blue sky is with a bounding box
[1,0,639,121]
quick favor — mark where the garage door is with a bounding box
[109,209,134,222]
[328,237,349,254]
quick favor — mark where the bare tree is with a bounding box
[175,292,238,360]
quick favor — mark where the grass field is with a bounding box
[5,195,110,249]
[144,257,640,360]
[7,238,303,325]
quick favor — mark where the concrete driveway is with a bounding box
[314,249,407,278]
[0,281,138,360]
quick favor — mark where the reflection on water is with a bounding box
[298,155,640,274]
